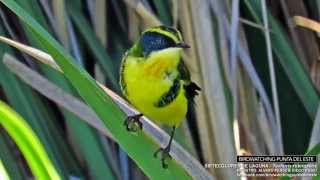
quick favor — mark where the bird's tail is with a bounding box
[184,82,204,163]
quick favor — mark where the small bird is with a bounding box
[120,26,200,168]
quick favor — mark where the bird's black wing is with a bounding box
[177,60,201,124]
[154,60,201,108]
[177,60,201,104]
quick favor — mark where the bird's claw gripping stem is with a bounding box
[154,146,172,169]
[123,114,143,131]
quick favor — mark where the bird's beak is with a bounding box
[176,42,190,49]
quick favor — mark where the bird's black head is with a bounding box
[140,26,189,56]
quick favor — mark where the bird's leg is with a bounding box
[154,126,176,168]
[123,113,143,132]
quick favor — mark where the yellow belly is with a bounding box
[128,80,187,126]
[122,49,187,126]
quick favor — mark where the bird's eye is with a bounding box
[141,32,176,56]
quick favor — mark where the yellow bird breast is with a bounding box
[122,48,188,126]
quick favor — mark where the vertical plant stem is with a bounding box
[190,0,236,178]
[261,0,283,154]
[229,0,240,155]
[94,0,107,46]
[53,0,69,49]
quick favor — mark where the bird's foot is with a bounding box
[123,113,143,132]
[153,146,172,169]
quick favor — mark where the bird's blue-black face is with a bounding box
[140,26,189,57]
